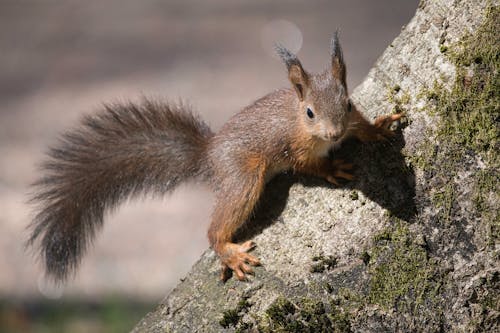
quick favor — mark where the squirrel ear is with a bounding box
[331,31,347,89]
[275,44,309,101]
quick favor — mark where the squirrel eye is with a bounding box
[306,107,314,119]
[347,100,352,113]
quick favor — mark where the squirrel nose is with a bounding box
[326,128,342,141]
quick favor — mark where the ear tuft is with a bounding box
[330,30,344,64]
[274,43,301,70]
[275,43,309,100]
[330,30,347,88]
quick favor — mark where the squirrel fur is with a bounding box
[28,33,402,282]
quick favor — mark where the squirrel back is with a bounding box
[28,99,213,281]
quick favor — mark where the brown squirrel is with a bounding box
[28,33,401,282]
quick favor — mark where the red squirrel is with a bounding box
[28,33,402,282]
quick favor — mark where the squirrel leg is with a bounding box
[208,161,266,281]
[346,105,403,142]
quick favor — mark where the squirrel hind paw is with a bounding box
[220,253,261,282]
[219,242,261,282]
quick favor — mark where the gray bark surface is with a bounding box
[133,0,498,331]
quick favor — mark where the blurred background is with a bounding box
[0,0,418,331]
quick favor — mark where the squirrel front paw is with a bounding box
[219,241,261,281]
[373,113,404,139]
[326,159,354,186]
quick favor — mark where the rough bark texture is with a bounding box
[133,0,499,331]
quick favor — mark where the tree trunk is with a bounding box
[133,0,499,331]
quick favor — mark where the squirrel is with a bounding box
[27,33,402,282]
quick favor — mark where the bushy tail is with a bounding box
[27,99,214,281]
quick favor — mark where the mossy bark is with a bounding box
[133,1,499,332]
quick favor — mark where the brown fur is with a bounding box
[28,36,402,282]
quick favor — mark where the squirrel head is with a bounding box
[276,32,351,144]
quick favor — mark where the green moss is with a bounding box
[219,295,252,329]
[465,270,500,331]
[387,85,411,114]
[373,230,392,242]
[349,191,359,201]
[367,221,439,311]
[432,179,456,225]
[449,5,499,69]
[335,288,366,312]
[473,169,500,244]
[407,5,499,238]
[436,5,498,158]
[235,322,253,333]
[325,282,334,293]
[360,251,371,265]
[264,298,298,330]
[310,255,337,273]
[220,308,241,328]
[260,297,351,333]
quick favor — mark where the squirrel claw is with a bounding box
[219,242,261,282]
[240,240,256,252]
[327,159,354,185]
[374,113,404,134]
[374,113,403,129]
[372,113,404,141]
